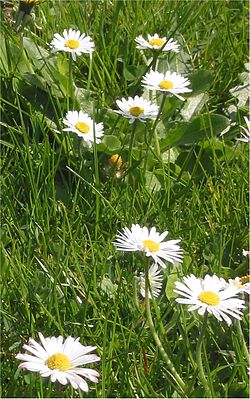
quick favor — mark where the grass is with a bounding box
[1,0,249,398]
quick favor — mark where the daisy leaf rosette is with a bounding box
[114,224,183,268]
[50,28,95,61]
[135,33,180,53]
[174,274,245,326]
[63,111,104,147]
[115,95,159,124]
[139,263,163,299]
[16,333,100,392]
[141,70,192,101]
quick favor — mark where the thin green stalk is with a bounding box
[196,312,212,396]
[68,55,74,108]
[87,54,93,91]
[144,263,186,397]
[128,120,138,170]
[235,319,250,363]
[92,103,100,240]
[143,94,166,173]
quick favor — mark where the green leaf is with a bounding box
[102,135,121,151]
[75,88,93,114]
[189,69,213,94]
[165,269,179,300]
[123,65,147,81]
[144,171,161,192]
[160,113,230,149]
[180,92,209,121]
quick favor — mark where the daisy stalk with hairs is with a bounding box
[50,29,95,102]
[114,224,186,396]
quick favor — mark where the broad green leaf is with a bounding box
[165,269,180,300]
[188,69,213,94]
[102,135,121,151]
[180,92,209,121]
[160,113,230,149]
[75,88,93,113]
[144,171,161,192]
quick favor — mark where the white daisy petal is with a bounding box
[114,224,182,268]
[62,110,104,147]
[236,116,250,142]
[141,70,191,100]
[135,33,180,53]
[16,333,100,392]
[175,274,246,325]
[225,276,250,295]
[139,263,163,299]
[114,95,159,123]
[50,29,95,60]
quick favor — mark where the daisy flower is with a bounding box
[141,70,192,101]
[174,274,245,326]
[236,116,250,142]
[243,249,250,257]
[50,29,95,61]
[135,33,179,53]
[226,276,250,295]
[139,263,163,299]
[63,111,104,147]
[114,224,182,268]
[115,95,159,124]
[16,332,100,392]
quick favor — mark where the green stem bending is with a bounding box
[196,312,212,396]
[144,263,186,396]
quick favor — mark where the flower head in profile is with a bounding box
[174,274,245,325]
[16,332,100,392]
[63,111,104,147]
[115,95,159,124]
[114,224,182,268]
[50,29,95,61]
[139,263,163,299]
[236,116,250,143]
[141,70,191,101]
[226,276,250,295]
[135,33,179,53]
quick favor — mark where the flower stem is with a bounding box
[144,263,186,396]
[235,319,250,363]
[68,56,74,109]
[196,312,212,396]
[128,120,137,171]
[87,54,93,91]
[143,94,166,172]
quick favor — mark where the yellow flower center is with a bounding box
[46,353,71,371]
[240,275,250,284]
[198,291,220,306]
[65,39,79,49]
[159,80,174,90]
[129,106,144,117]
[109,154,122,169]
[143,240,160,252]
[149,38,165,47]
[75,121,90,134]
